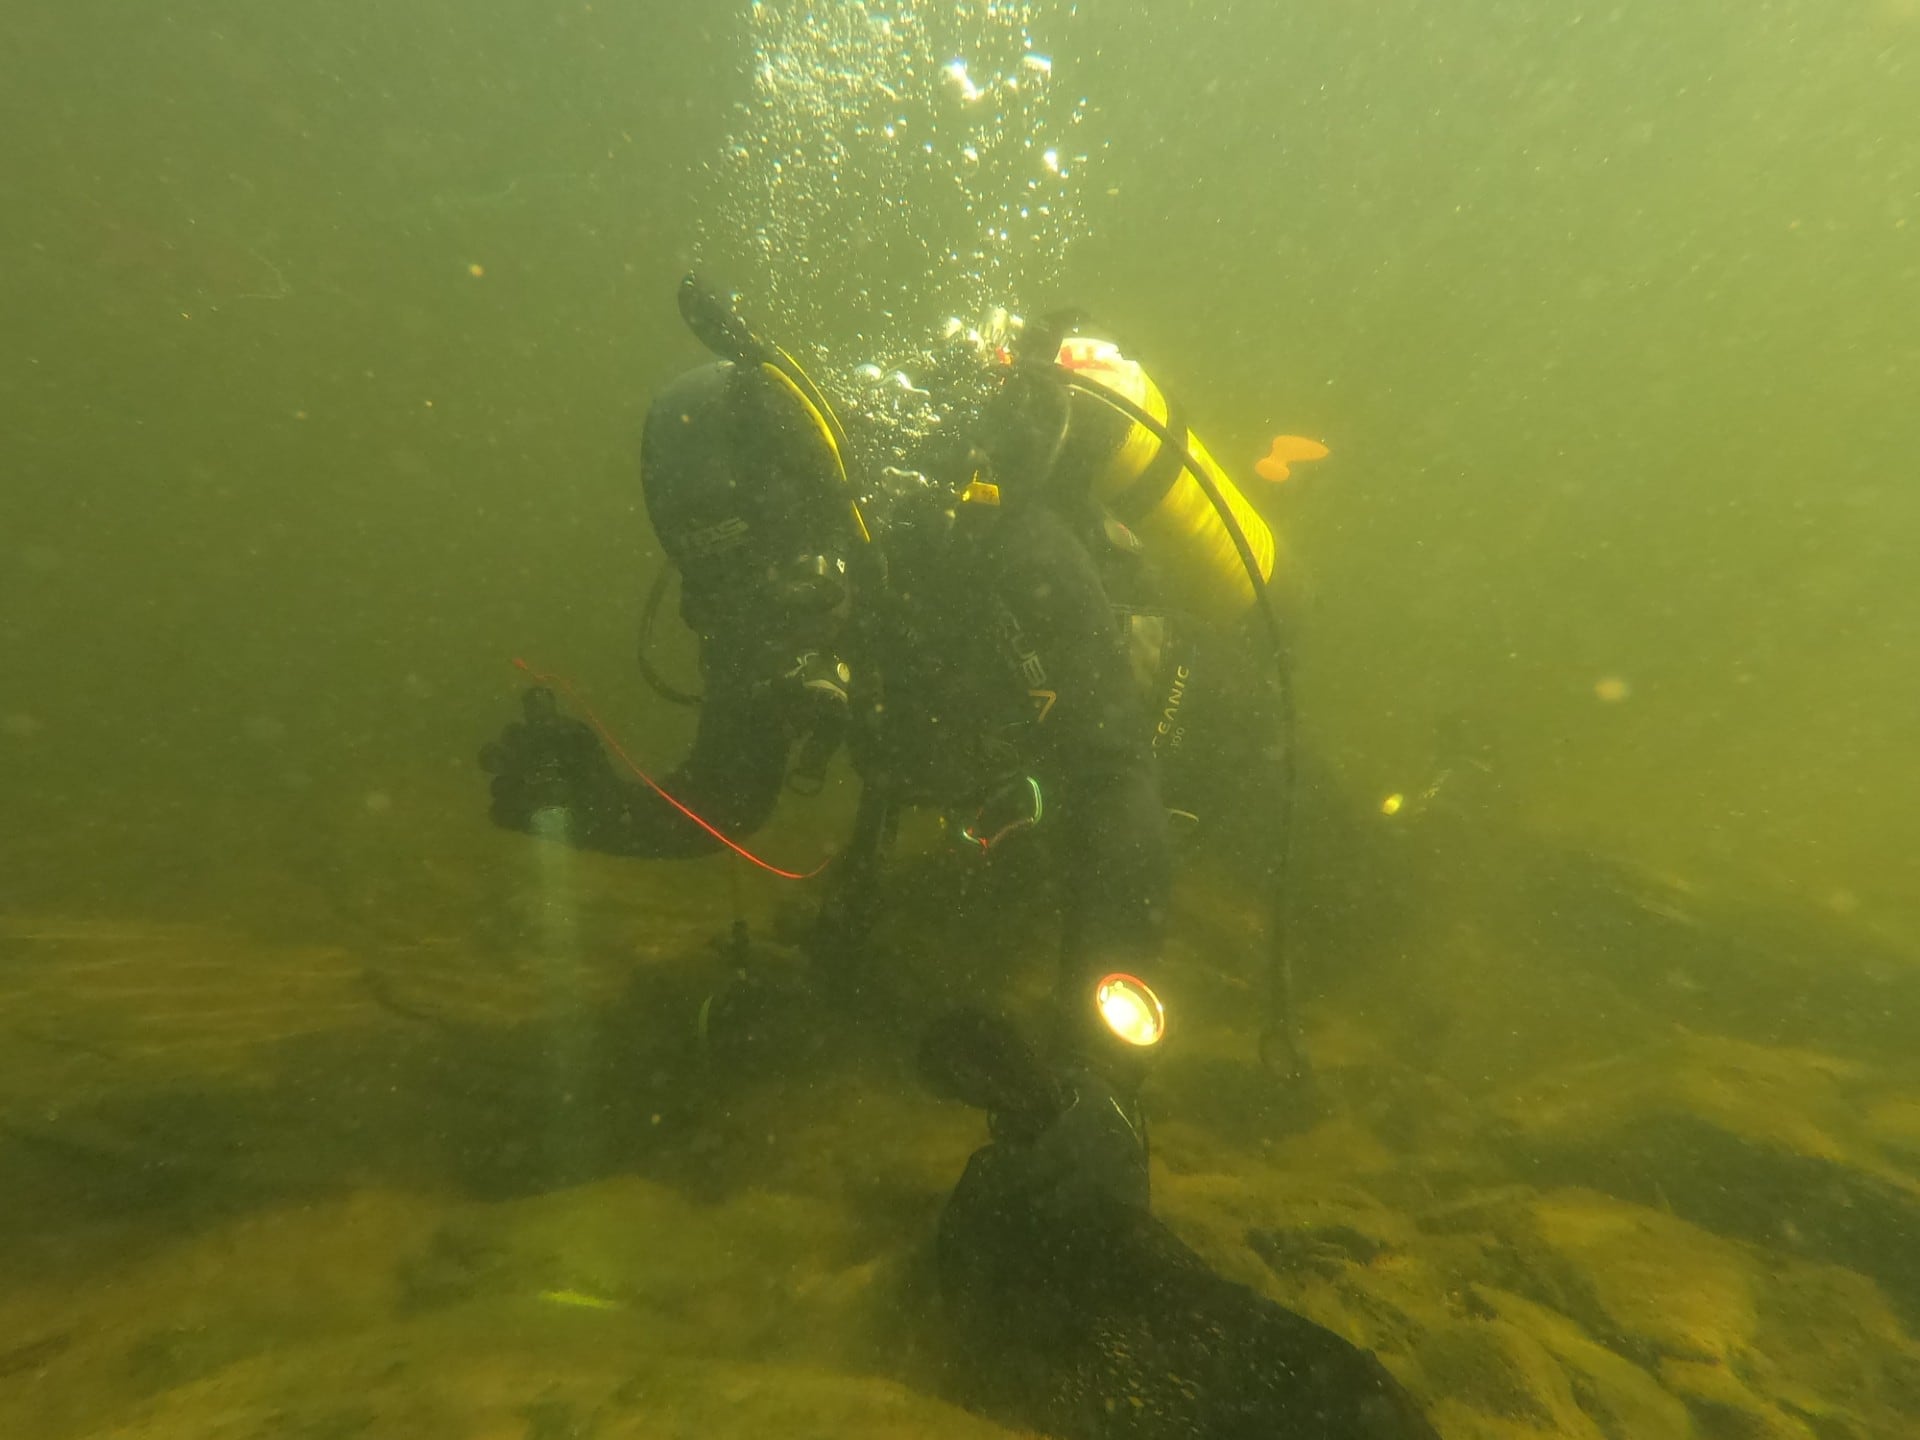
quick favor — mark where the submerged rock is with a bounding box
[1489,1034,1920,1330]
[937,1138,1441,1440]
[1465,1287,1694,1440]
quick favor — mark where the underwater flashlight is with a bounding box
[515,687,576,841]
[1095,972,1166,1049]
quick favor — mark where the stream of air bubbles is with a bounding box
[696,1,1101,374]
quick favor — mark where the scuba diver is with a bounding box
[481,277,1436,1437]
[483,275,1298,1081]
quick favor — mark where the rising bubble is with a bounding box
[695,1,1097,373]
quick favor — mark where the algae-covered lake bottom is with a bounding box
[3,806,1917,1440]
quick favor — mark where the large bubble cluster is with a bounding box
[696,1,1097,376]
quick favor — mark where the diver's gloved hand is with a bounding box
[921,1007,1150,1215]
[478,687,627,844]
[1018,1058,1151,1215]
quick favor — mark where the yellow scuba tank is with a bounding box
[1055,337,1277,627]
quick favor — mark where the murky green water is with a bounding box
[4,3,1917,1437]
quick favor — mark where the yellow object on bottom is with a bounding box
[539,1288,621,1311]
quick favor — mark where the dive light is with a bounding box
[519,686,574,840]
[1095,972,1165,1049]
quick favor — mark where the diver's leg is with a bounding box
[695,786,894,1075]
[806,783,895,988]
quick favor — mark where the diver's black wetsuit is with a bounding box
[564,496,1170,1024]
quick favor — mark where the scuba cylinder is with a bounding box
[1054,337,1278,628]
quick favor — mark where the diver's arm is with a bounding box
[586,639,792,858]
[486,638,791,859]
[988,509,1171,1039]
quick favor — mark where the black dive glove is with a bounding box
[920,1007,1150,1214]
[478,687,627,845]
[1006,1058,1150,1216]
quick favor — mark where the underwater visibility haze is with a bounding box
[3,1,1918,1437]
